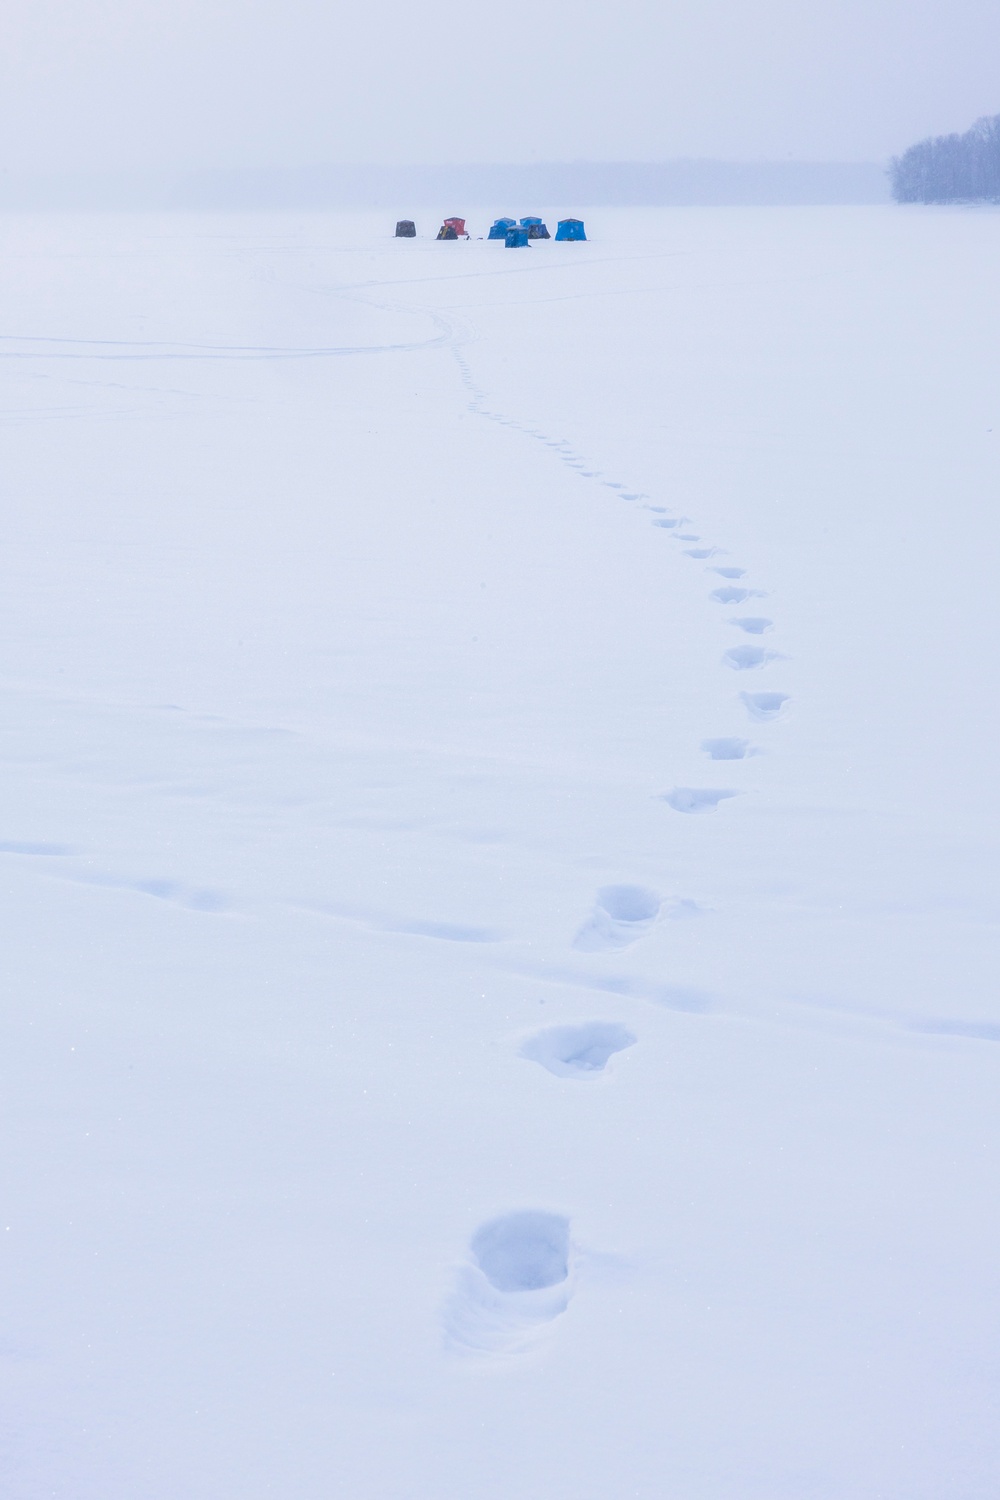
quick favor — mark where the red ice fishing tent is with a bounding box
[437,217,468,239]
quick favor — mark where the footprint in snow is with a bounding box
[573,884,660,951]
[710,586,766,604]
[521,1022,636,1079]
[652,518,681,528]
[722,645,780,671]
[711,566,747,579]
[729,617,773,634]
[663,787,738,813]
[684,548,719,559]
[742,691,790,721]
[445,1211,572,1354]
[701,737,754,760]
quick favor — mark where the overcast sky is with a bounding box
[1,0,998,172]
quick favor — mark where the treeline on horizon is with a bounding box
[891,114,1000,202]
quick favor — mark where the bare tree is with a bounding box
[891,114,1000,203]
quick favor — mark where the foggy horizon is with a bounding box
[2,0,999,175]
[0,159,891,211]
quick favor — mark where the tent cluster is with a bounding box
[491,217,587,246]
[395,216,586,244]
[488,216,549,241]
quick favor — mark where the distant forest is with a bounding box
[891,114,1000,202]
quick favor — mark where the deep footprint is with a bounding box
[573,884,661,950]
[472,1211,570,1293]
[701,737,753,760]
[445,1211,573,1353]
[711,566,747,579]
[729,616,773,634]
[722,645,779,670]
[663,787,738,813]
[710,586,766,604]
[742,691,790,721]
[521,1022,637,1079]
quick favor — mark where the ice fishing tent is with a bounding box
[520,217,550,239]
[555,218,587,241]
[488,217,516,240]
[437,217,468,240]
[505,225,530,248]
[395,220,416,237]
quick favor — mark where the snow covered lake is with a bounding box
[2,205,999,1497]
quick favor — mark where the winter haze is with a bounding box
[1,0,999,171]
[2,4,1000,1500]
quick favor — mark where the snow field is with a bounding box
[0,207,998,1497]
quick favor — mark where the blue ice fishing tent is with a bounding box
[505,225,530,248]
[554,218,587,241]
[520,216,551,239]
[488,217,516,240]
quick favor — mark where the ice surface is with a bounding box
[2,207,1000,1500]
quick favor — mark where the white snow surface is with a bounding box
[1,207,999,1497]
